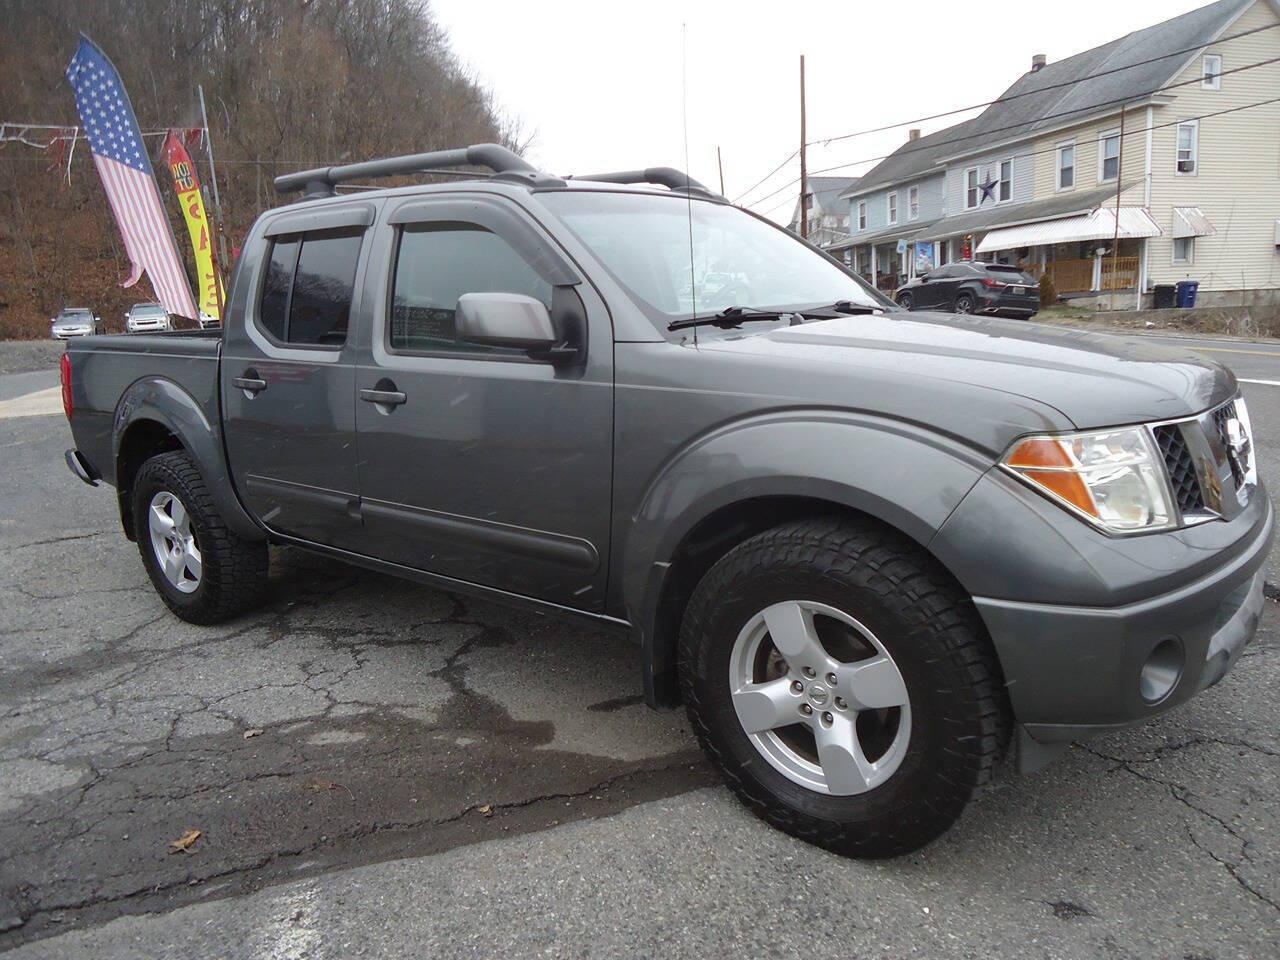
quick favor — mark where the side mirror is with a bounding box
[457,292,580,364]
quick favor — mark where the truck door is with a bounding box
[221,204,374,549]
[352,195,613,611]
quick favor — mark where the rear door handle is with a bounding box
[232,376,267,395]
[360,388,407,406]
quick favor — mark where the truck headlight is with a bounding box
[1002,427,1174,532]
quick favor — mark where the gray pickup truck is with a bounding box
[61,144,1272,857]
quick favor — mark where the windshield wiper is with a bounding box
[667,306,798,332]
[823,300,882,315]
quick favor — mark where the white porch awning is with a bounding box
[976,207,1162,253]
[1173,206,1216,238]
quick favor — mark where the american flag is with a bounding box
[65,37,197,319]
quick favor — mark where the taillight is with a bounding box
[981,278,1003,288]
[60,352,73,421]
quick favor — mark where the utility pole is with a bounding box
[717,146,725,196]
[799,55,808,239]
[1110,104,1125,311]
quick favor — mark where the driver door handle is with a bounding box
[360,388,407,406]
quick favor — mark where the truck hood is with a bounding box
[697,311,1236,429]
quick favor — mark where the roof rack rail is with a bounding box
[569,167,720,199]
[274,143,545,199]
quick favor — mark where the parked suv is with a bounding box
[61,144,1270,859]
[50,306,101,339]
[124,302,172,333]
[896,261,1039,318]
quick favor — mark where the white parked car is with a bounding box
[124,303,172,333]
[50,307,101,339]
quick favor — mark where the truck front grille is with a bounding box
[1214,401,1246,488]
[1153,423,1204,514]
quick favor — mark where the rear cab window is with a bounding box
[257,228,364,347]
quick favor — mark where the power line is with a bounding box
[805,19,1280,149]
[733,18,1280,207]
[744,54,1280,212]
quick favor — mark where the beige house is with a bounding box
[835,0,1280,307]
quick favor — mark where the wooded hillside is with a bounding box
[0,0,525,338]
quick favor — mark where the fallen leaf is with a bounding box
[169,829,201,853]
[243,728,264,740]
[478,804,493,817]
[305,777,336,792]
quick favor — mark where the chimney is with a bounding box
[1031,53,1047,72]
[908,128,921,142]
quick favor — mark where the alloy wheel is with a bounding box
[728,600,911,795]
[147,491,202,594]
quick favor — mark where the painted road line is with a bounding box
[0,386,63,419]
[1238,378,1280,387]
[1174,345,1280,357]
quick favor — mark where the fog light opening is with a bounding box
[1139,637,1184,704]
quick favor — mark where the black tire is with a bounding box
[678,517,1008,858]
[953,292,976,315]
[132,451,267,624]
[896,293,913,311]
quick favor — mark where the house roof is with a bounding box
[806,176,860,210]
[843,0,1256,198]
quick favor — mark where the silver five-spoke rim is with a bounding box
[148,491,201,594]
[730,600,911,796]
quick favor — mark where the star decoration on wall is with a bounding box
[978,175,998,203]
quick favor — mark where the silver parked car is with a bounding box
[124,302,172,333]
[50,307,101,339]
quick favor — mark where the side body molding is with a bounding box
[112,376,265,541]
[616,411,992,702]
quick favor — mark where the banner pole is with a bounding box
[197,84,229,298]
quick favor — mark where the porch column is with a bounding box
[871,245,879,289]
[1136,238,1147,311]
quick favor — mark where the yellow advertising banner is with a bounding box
[160,131,223,320]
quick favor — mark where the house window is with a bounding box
[965,167,979,209]
[1173,236,1195,264]
[1056,143,1075,190]
[998,159,1012,201]
[887,192,898,225]
[857,200,867,231]
[1099,131,1120,181]
[908,185,919,220]
[1202,54,1221,90]
[1177,120,1199,175]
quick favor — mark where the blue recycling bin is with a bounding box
[1175,280,1200,308]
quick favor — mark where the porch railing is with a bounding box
[1101,256,1140,291]
[1029,257,1140,293]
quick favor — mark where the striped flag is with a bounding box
[65,36,197,319]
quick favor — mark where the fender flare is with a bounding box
[112,376,265,542]
[616,411,991,703]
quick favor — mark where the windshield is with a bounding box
[59,309,91,319]
[131,305,166,318]
[542,191,885,332]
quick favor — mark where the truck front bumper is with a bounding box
[968,496,1273,771]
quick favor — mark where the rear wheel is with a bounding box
[679,517,1007,858]
[954,293,976,314]
[895,293,913,311]
[132,451,267,624]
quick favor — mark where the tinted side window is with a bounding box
[257,229,362,346]
[289,230,362,345]
[260,238,298,341]
[390,223,552,354]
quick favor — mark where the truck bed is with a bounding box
[66,330,223,487]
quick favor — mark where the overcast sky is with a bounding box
[431,0,1212,221]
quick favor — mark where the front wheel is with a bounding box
[132,451,267,624]
[895,293,913,311]
[679,517,1008,858]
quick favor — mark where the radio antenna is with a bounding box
[682,22,698,345]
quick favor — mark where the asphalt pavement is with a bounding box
[1,332,1278,959]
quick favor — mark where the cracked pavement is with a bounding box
[0,361,1278,958]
